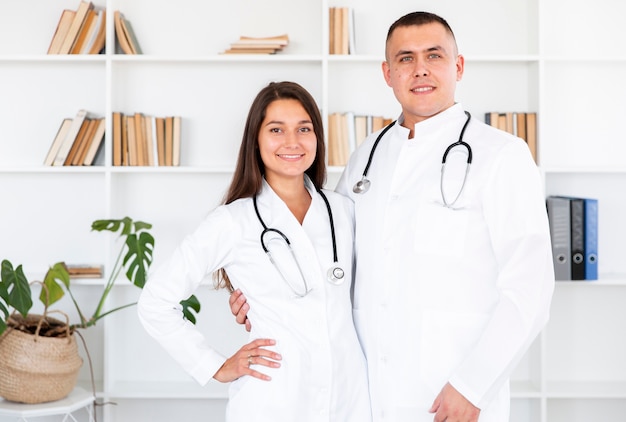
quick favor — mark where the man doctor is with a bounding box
[231,11,555,422]
[338,11,554,421]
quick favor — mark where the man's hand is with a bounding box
[213,338,281,382]
[429,382,480,422]
[229,289,251,332]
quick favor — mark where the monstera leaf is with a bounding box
[123,231,154,289]
[1,216,201,334]
[0,261,32,318]
[40,262,71,307]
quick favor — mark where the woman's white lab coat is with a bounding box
[336,104,554,422]
[137,177,371,422]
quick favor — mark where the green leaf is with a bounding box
[123,231,154,288]
[132,220,152,232]
[91,217,133,235]
[0,260,32,317]
[40,262,70,307]
[0,302,9,320]
[180,294,201,325]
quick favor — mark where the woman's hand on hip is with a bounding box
[213,338,281,383]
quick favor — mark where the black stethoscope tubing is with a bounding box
[353,111,473,207]
[441,111,472,165]
[253,188,343,289]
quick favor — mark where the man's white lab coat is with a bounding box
[337,104,554,422]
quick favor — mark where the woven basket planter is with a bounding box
[0,314,83,404]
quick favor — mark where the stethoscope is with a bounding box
[253,188,344,298]
[353,111,473,209]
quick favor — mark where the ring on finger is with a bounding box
[247,355,253,367]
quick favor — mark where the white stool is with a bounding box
[0,387,95,422]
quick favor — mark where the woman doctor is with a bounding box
[137,81,371,422]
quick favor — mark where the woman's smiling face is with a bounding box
[258,99,317,185]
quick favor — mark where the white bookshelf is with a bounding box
[0,0,624,421]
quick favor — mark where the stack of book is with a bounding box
[484,111,537,162]
[329,7,355,54]
[47,1,106,54]
[44,109,106,166]
[114,10,142,54]
[546,196,598,281]
[112,112,182,167]
[327,112,393,166]
[67,264,104,279]
[222,34,289,55]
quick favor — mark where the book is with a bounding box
[126,114,138,166]
[112,112,122,166]
[546,196,571,281]
[347,7,356,54]
[569,197,586,280]
[47,10,76,55]
[63,117,91,165]
[165,116,173,166]
[66,264,103,278]
[155,117,166,166]
[114,11,137,54]
[354,115,368,147]
[82,118,106,165]
[223,34,289,54]
[134,113,146,165]
[121,113,129,165]
[516,112,527,143]
[71,117,98,165]
[329,7,335,54]
[222,48,278,54]
[327,112,349,166]
[584,198,598,281]
[144,115,156,166]
[84,8,106,54]
[53,109,89,166]
[484,111,538,163]
[172,116,182,166]
[44,119,73,165]
[58,1,94,54]
[238,34,289,45]
[70,8,97,54]
[335,7,346,54]
[329,7,353,54]
[122,16,142,54]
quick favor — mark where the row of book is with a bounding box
[221,34,289,55]
[328,112,393,166]
[546,196,598,281]
[44,110,105,166]
[67,264,103,279]
[112,112,181,167]
[485,111,537,162]
[329,7,355,55]
[47,1,141,55]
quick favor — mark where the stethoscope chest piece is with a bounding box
[327,265,345,285]
[352,177,371,194]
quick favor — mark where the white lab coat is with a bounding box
[336,104,554,422]
[138,177,372,422]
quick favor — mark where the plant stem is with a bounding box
[91,240,125,320]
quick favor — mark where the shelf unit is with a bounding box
[0,0,624,421]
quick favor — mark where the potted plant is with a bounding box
[0,217,200,404]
